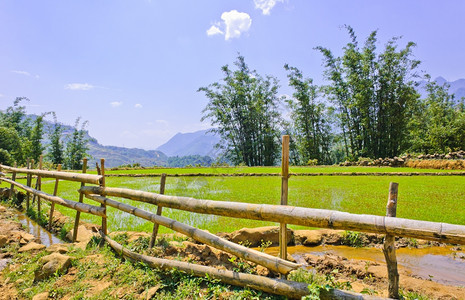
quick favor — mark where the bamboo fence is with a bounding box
[2,157,465,299]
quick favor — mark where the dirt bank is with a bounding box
[1,204,465,299]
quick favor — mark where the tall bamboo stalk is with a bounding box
[26,159,32,210]
[149,173,166,248]
[36,155,43,213]
[48,164,62,231]
[9,162,17,199]
[279,135,289,261]
[100,158,107,235]
[73,159,87,242]
[383,182,399,299]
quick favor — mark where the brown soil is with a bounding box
[1,204,465,299]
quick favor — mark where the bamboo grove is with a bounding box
[199,26,465,166]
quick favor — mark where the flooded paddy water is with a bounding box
[264,244,465,286]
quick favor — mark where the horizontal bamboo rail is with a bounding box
[1,178,105,217]
[80,186,465,245]
[0,165,103,185]
[101,232,384,300]
[85,194,300,274]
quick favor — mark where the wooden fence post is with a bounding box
[383,182,399,299]
[149,173,167,248]
[279,135,290,261]
[26,158,31,210]
[36,155,43,213]
[48,164,62,231]
[73,159,88,242]
[100,158,107,235]
[9,162,17,199]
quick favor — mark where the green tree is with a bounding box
[199,55,283,166]
[64,118,89,170]
[47,113,64,165]
[316,26,420,159]
[284,64,332,165]
[0,127,23,164]
[409,76,465,153]
[29,113,50,162]
[0,97,32,164]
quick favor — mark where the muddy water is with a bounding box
[14,211,62,247]
[263,245,465,286]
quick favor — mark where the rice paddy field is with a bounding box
[11,166,465,235]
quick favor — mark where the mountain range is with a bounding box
[156,129,220,157]
[39,120,219,168]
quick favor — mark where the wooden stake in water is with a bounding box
[73,159,87,242]
[149,173,167,248]
[383,182,399,299]
[48,164,62,231]
[279,135,289,261]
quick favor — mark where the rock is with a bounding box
[0,258,12,271]
[20,232,35,242]
[0,235,7,247]
[34,253,71,281]
[142,284,162,299]
[294,230,322,246]
[15,278,24,285]
[66,225,96,243]
[46,244,70,254]
[32,292,49,300]
[228,226,293,247]
[0,205,6,212]
[18,242,46,253]
[73,241,88,251]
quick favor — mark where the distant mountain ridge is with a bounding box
[156,129,220,157]
[419,77,465,102]
[39,119,168,168]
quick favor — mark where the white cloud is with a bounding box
[254,0,284,15]
[207,10,252,40]
[134,103,143,108]
[65,83,95,91]
[206,25,223,36]
[222,10,252,40]
[111,101,123,107]
[11,70,40,79]
[12,70,31,76]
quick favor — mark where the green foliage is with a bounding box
[64,117,89,170]
[408,76,465,153]
[29,113,49,162]
[341,231,364,247]
[0,127,23,164]
[167,155,213,167]
[199,54,284,166]
[47,112,65,165]
[316,26,421,160]
[284,64,333,165]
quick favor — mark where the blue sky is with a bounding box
[1,0,464,149]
